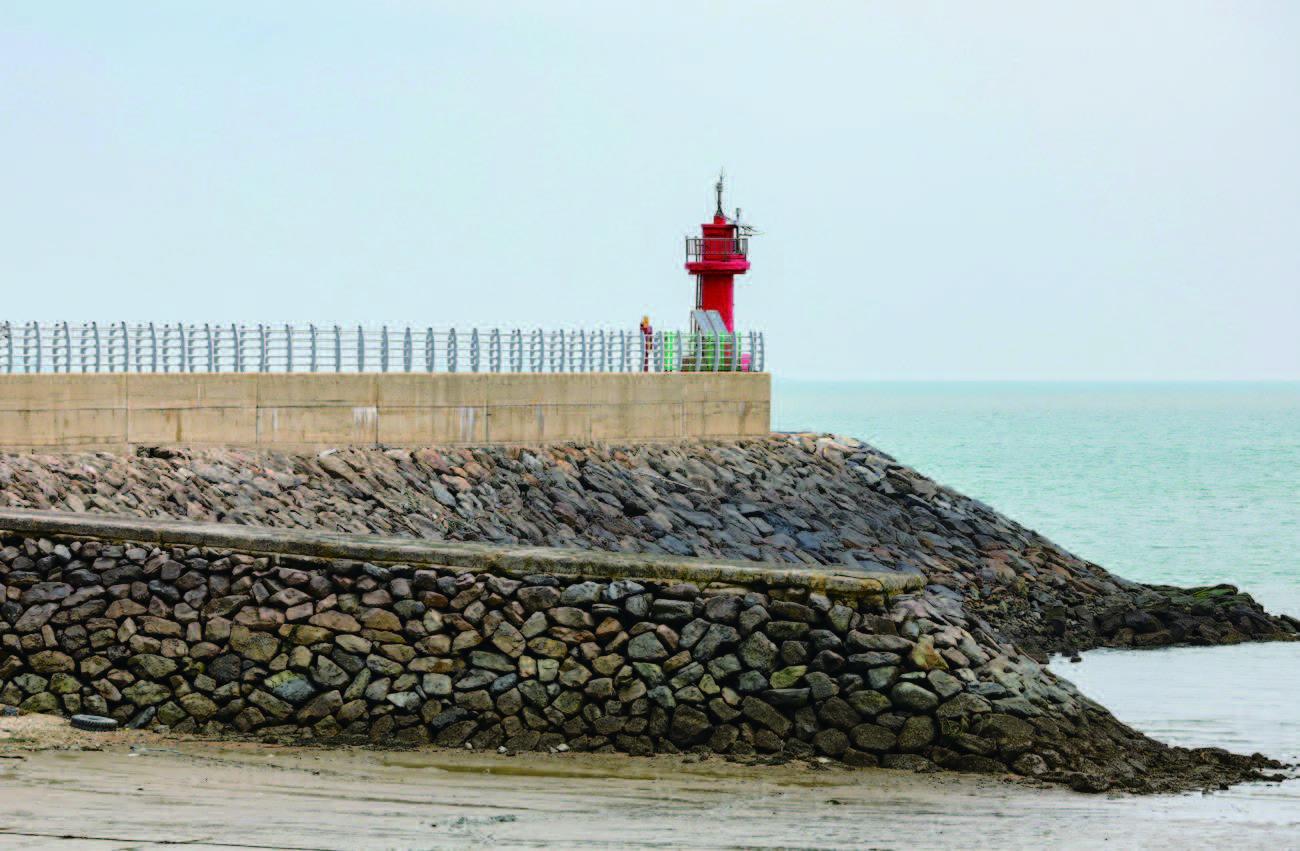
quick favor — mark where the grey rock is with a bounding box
[897,715,935,751]
[20,582,72,605]
[457,669,497,690]
[559,582,603,605]
[632,662,665,686]
[846,689,892,717]
[740,696,791,736]
[805,671,838,701]
[768,600,814,623]
[297,690,342,723]
[678,618,710,649]
[628,632,667,661]
[422,673,453,696]
[867,666,900,691]
[128,654,178,679]
[518,679,549,709]
[736,670,768,693]
[491,621,526,656]
[703,595,741,623]
[738,605,770,636]
[519,612,549,638]
[847,652,901,669]
[936,693,993,720]
[846,632,914,654]
[693,623,740,662]
[849,723,897,752]
[517,586,560,612]
[14,603,58,633]
[266,671,316,706]
[624,594,652,618]
[816,696,861,731]
[739,632,777,673]
[890,682,939,713]
[311,655,350,688]
[668,705,710,743]
[604,580,644,602]
[813,728,849,757]
[651,599,694,622]
[387,691,422,711]
[647,685,676,709]
[706,654,741,680]
[928,670,963,699]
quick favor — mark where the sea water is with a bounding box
[774,381,1300,778]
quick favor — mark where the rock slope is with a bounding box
[0,435,1293,660]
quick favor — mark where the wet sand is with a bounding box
[0,715,1296,850]
[2,717,1300,847]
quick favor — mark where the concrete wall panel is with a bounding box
[0,408,125,450]
[589,401,683,441]
[129,406,257,447]
[0,372,769,451]
[129,374,255,409]
[0,374,127,411]
[256,406,379,448]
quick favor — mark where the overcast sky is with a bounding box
[2,2,1297,379]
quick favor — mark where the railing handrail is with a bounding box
[685,236,749,262]
[0,323,766,375]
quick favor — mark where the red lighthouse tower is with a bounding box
[685,172,753,333]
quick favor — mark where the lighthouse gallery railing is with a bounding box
[685,236,749,262]
[0,323,765,375]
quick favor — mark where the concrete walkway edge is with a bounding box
[0,508,921,601]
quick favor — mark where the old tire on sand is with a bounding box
[70,714,119,733]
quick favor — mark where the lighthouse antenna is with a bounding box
[714,169,725,217]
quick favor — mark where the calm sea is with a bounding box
[774,381,1300,793]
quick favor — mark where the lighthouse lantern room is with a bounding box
[684,172,755,334]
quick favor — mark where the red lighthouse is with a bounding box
[685,173,753,333]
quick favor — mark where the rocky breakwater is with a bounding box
[0,435,1293,660]
[0,512,1282,793]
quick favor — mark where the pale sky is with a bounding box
[2,2,1297,379]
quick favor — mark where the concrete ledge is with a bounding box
[0,508,921,600]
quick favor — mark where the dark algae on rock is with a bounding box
[0,433,1294,794]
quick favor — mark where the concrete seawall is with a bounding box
[0,372,770,451]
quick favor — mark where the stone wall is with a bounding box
[0,510,1276,792]
[0,372,771,451]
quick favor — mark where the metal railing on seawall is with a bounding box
[0,323,765,375]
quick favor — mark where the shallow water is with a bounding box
[1054,644,1300,764]
[774,381,1300,615]
[777,381,1300,774]
[1050,644,1300,834]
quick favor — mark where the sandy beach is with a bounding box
[1,714,1296,850]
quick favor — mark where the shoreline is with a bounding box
[2,714,1297,850]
